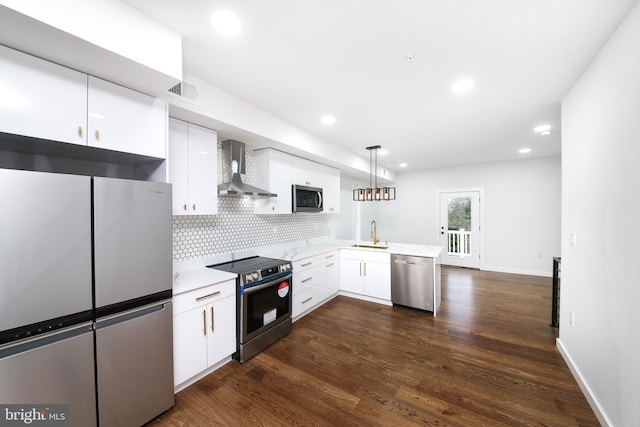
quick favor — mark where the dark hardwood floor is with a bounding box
[147,267,599,426]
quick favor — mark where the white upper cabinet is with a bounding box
[168,118,218,215]
[253,149,292,214]
[0,45,166,159]
[0,44,87,145]
[87,76,166,158]
[291,157,325,187]
[323,166,340,213]
[254,148,340,214]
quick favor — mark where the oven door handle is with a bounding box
[243,275,291,295]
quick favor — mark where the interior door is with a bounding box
[439,191,481,268]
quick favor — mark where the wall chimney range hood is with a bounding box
[218,140,277,198]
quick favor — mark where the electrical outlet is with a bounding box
[569,311,575,326]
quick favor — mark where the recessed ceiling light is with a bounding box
[451,78,475,93]
[321,115,336,125]
[399,162,408,168]
[519,148,532,154]
[378,149,389,155]
[534,124,551,133]
[211,10,242,36]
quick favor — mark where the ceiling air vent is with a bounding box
[167,81,199,104]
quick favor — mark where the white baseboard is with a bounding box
[556,338,611,427]
[174,355,233,393]
[481,265,552,277]
[338,291,393,306]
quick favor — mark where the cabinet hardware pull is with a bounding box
[326,263,335,268]
[302,297,313,304]
[364,263,367,276]
[183,204,187,211]
[211,307,215,332]
[302,277,312,283]
[196,290,221,301]
[301,262,312,267]
[326,254,334,259]
[202,310,207,336]
[272,206,275,211]
[94,129,100,140]
[77,126,83,137]
[359,262,362,276]
[192,204,196,211]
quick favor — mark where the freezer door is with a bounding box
[95,301,174,426]
[93,177,172,308]
[0,324,96,427]
[0,169,92,332]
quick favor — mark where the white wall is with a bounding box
[346,157,561,276]
[559,2,640,426]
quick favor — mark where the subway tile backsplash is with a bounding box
[172,143,330,262]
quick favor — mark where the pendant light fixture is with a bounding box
[353,145,397,201]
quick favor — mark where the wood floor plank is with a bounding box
[146,267,598,426]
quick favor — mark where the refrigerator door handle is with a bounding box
[94,300,171,330]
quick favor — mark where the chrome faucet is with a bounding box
[370,220,379,245]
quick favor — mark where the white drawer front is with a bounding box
[292,254,325,272]
[292,265,322,295]
[173,280,236,315]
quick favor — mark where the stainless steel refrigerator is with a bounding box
[0,169,174,427]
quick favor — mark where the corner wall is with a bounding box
[560,2,640,425]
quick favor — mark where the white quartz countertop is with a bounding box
[263,239,443,261]
[173,267,237,296]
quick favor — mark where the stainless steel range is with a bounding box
[208,256,292,363]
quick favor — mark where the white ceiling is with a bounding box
[122,0,638,172]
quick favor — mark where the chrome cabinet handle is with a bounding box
[211,307,215,332]
[302,297,313,304]
[302,277,312,283]
[94,129,100,140]
[196,290,221,301]
[192,204,196,211]
[302,262,312,267]
[326,254,335,259]
[202,310,206,336]
[77,126,83,137]
[326,263,335,268]
[183,204,188,211]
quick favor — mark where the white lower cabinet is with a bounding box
[339,249,391,300]
[173,280,236,388]
[292,250,340,319]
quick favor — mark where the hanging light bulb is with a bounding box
[353,145,396,201]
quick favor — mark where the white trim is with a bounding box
[174,356,233,393]
[556,338,611,427]
[437,188,485,269]
[481,265,552,278]
[338,291,393,306]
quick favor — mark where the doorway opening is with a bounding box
[439,190,481,268]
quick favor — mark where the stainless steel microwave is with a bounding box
[292,185,323,212]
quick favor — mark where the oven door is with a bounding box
[240,273,292,344]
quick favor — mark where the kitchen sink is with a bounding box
[352,244,389,250]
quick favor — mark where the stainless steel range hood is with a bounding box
[218,140,277,198]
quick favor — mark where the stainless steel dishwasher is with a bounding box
[391,254,434,312]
